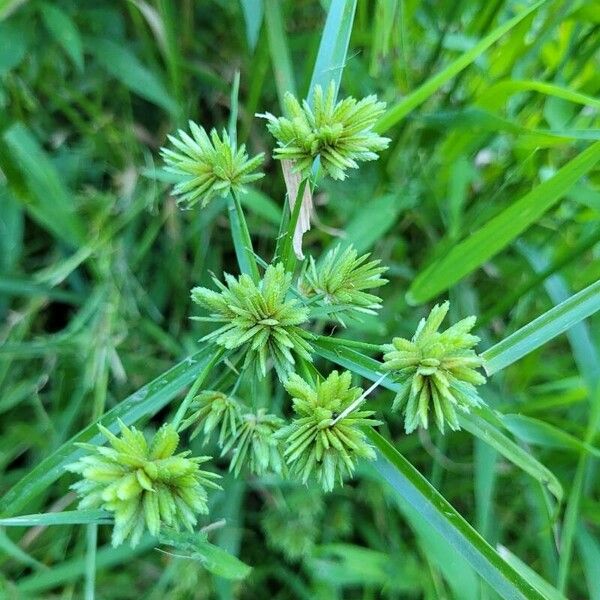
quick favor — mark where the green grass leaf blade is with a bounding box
[407,141,600,305]
[88,38,177,116]
[2,123,85,247]
[375,0,546,133]
[240,0,264,51]
[366,429,545,600]
[0,510,112,527]
[482,279,600,375]
[39,2,83,71]
[0,347,215,517]
[576,525,600,600]
[307,0,357,98]
[264,0,296,104]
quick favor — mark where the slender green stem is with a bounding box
[172,348,226,430]
[84,524,97,600]
[280,178,308,272]
[228,192,260,282]
[324,336,383,353]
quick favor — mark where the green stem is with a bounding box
[84,524,97,600]
[325,336,383,353]
[280,178,308,272]
[228,192,260,282]
[172,348,226,430]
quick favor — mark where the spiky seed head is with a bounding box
[160,121,264,208]
[381,301,486,434]
[191,263,314,380]
[180,390,244,447]
[66,421,221,547]
[277,371,381,492]
[258,81,390,181]
[300,244,388,323]
[221,409,285,476]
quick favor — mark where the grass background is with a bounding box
[1,0,599,598]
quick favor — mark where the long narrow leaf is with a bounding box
[366,429,545,600]
[482,279,600,375]
[0,510,112,527]
[407,142,600,304]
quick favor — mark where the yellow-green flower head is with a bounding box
[258,81,390,180]
[221,409,285,476]
[181,390,243,447]
[278,371,381,492]
[191,263,314,380]
[381,301,486,434]
[300,245,388,321]
[160,121,264,208]
[66,421,221,547]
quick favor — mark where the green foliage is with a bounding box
[161,122,264,208]
[259,81,390,180]
[382,302,486,433]
[67,421,221,547]
[278,371,381,491]
[191,263,314,379]
[300,244,388,321]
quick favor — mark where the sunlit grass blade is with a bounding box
[307,0,357,99]
[366,429,545,600]
[407,141,600,305]
[0,510,112,527]
[0,347,216,517]
[374,0,546,133]
[482,279,600,375]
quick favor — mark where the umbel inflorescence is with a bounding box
[67,421,221,547]
[382,302,486,433]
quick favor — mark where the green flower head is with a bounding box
[278,371,381,492]
[191,263,314,380]
[221,409,285,476]
[300,245,388,322]
[382,301,486,434]
[160,121,264,208]
[181,390,243,447]
[258,81,390,180]
[67,421,221,547]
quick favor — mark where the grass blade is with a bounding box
[375,0,546,133]
[307,0,357,98]
[482,279,600,375]
[407,141,600,305]
[239,0,264,51]
[366,429,545,600]
[0,510,112,527]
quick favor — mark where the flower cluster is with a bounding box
[382,302,486,433]
[222,409,285,476]
[277,371,381,492]
[181,390,243,447]
[300,244,388,322]
[191,263,314,379]
[67,421,220,547]
[259,82,390,180]
[160,122,264,208]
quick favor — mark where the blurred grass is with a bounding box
[0,0,599,599]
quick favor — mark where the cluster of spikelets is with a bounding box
[182,390,285,477]
[160,122,264,208]
[300,244,388,322]
[259,81,391,180]
[67,421,220,547]
[276,371,381,492]
[191,263,314,379]
[382,302,486,433]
